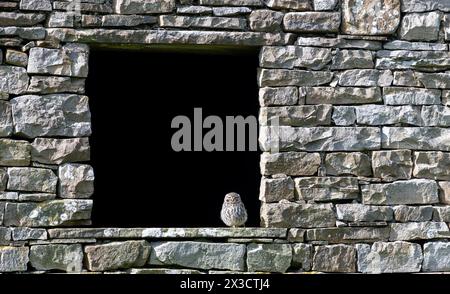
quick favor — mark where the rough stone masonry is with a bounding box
[0,0,450,274]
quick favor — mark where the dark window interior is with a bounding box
[87,47,260,227]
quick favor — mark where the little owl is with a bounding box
[221,192,248,227]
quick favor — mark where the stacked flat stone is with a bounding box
[0,0,450,274]
[258,0,450,274]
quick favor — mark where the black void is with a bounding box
[87,47,261,227]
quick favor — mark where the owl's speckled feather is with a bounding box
[221,192,247,227]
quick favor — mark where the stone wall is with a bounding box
[0,0,450,273]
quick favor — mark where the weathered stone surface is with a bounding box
[7,167,57,193]
[306,227,390,243]
[12,227,47,240]
[338,69,392,87]
[294,177,360,202]
[390,222,450,241]
[332,106,356,126]
[47,28,293,46]
[86,241,150,271]
[402,0,450,12]
[58,164,94,199]
[247,243,292,273]
[422,106,450,126]
[355,105,421,126]
[82,15,102,27]
[325,152,371,176]
[384,40,448,51]
[438,181,450,204]
[0,192,19,201]
[249,10,283,32]
[0,246,29,272]
[216,237,275,243]
[212,7,251,16]
[265,0,311,10]
[362,179,439,205]
[357,241,422,273]
[0,168,7,191]
[0,12,45,26]
[0,192,17,201]
[48,227,287,239]
[114,0,176,14]
[305,87,382,104]
[27,44,89,78]
[296,36,382,50]
[313,0,338,10]
[258,69,333,87]
[0,139,31,166]
[27,76,85,94]
[283,12,340,33]
[413,152,450,180]
[5,50,28,67]
[260,46,331,70]
[336,204,393,222]
[0,102,12,137]
[433,206,450,222]
[260,152,320,176]
[30,244,83,272]
[399,12,441,41]
[260,105,332,126]
[177,5,212,15]
[150,241,245,271]
[102,15,157,27]
[159,15,246,30]
[4,199,92,227]
[30,238,97,245]
[55,2,109,14]
[32,138,90,165]
[331,50,374,70]
[0,202,4,225]
[0,38,22,47]
[259,87,298,106]
[312,245,356,273]
[260,126,381,152]
[392,70,423,87]
[0,66,29,95]
[423,242,450,272]
[20,0,52,11]
[443,91,450,106]
[259,176,294,202]
[11,94,91,139]
[393,205,433,222]
[376,50,450,71]
[292,243,312,271]
[341,0,400,35]
[372,150,412,181]
[200,0,262,6]
[0,26,45,40]
[18,193,56,202]
[288,228,305,242]
[444,15,450,41]
[382,127,450,151]
[260,202,336,228]
[411,72,450,89]
[383,87,441,105]
[0,227,10,245]
[47,12,74,28]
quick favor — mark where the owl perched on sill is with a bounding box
[221,192,248,228]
